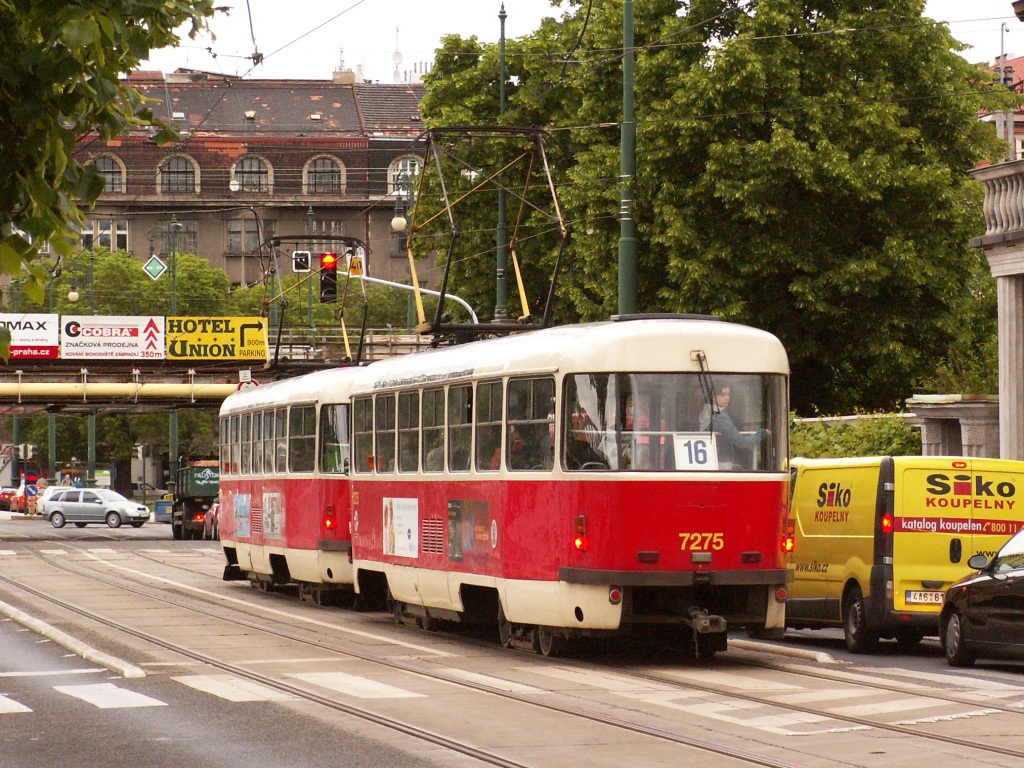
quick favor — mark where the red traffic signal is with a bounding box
[320,252,338,303]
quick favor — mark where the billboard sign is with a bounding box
[166,317,268,361]
[60,316,165,359]
[0,313,60,360]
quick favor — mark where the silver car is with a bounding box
[45,489,150,529]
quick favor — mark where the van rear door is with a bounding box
[892,458,1024,614]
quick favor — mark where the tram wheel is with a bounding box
[532,626,563,658]
[497,604,514,648]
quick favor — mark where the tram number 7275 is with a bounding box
[679,532,726,551]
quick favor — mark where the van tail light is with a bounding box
[881,512,894,534]
[573,515,586,553]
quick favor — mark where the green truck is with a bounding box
[172,458,219,540]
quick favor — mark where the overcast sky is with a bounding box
[139,1,1022,82]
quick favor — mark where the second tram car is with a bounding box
[217,315,791,656]
[218,368,358,604]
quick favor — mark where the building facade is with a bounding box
[76,68,429,288]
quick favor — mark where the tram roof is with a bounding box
[220,365,366,415]
[359,316,788,392]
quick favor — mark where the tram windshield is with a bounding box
[563,373,786,472]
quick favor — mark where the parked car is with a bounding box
[44,488,150,529]
[0,487,16,511]
[941,527,1024,667]
[203,500,220,541]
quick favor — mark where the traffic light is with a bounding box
[319,252,338,303]
[292,250,311,272]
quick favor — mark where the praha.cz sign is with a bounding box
[0,314,268,361]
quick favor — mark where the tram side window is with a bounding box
[507,376,555,471]
[352,397,374,473]
[275,407,288,473]
[475,379,503,471]
[422,387,445,472]
[375,394,397,472]
[252,412,263,474]
[229,415,240,474]
[319,403,350,474]
[398,391,420,473]
[240,413,251,474]
[219,417,229,474]
[289,405,316,473]
[448,384,472,472]
[563,375,616,471]
[263,409,276,474]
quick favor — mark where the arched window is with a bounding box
[234,155,270,192]
[159,155,197,193]
[306,157,344,194]
[388,155,421,195]
[93,156,124,193]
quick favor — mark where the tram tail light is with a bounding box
[781,534,795,554]
[573,515,586,552]
[324,503,335,531]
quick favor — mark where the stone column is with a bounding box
[996,275,1024,459]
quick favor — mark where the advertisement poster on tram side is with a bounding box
[60,316,165,359]
[0,313,59,360]
[447,499,491,566]
[383,498,419,558]
[165,316,268,362]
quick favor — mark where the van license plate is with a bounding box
[906,590,944,605]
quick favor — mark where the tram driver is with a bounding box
[698,383,770,470]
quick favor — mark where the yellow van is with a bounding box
[787,456,1024,653]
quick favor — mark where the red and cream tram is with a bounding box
[218,368,358,605]
[347,314,791,656]
[218,315,791,656]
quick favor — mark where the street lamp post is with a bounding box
[168,215,182,498]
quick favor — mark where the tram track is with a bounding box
[2,543,1023,766]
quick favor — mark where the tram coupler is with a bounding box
[685,607,728,658]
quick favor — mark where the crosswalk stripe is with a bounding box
[53,683,166,709]
[173,675,296,702]
[658,668,803,691]
[0,695,31,714]
[521,666,675,693]
[289,672,424,699]
[829,697,949,717]
[441,668,549,694]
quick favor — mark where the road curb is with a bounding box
[729,638,841,664]
[0,599,146,678]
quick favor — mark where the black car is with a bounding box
[940,528,1024,667]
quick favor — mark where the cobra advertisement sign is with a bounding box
[60,316,165,359]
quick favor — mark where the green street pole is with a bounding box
[494,3,510,320]
[307,206,314,327]
[169,215,181,493]
[618,0,638,315]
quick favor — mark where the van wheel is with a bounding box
[944,611,976,667]
[843,585,879,653]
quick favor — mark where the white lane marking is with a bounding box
[173,675,296,702]
[521,666,675,693]
[829,697,950,717]
[80,551,453,657]
[657,668,802,691]
[0,669,102,679]
[39,550,67,555]
[441,668,550,694]
[860,666,1024,695]
[53,683,166,709]
[289,672,425,699]
[894,708,1001,724]
[87,549,118,555]
[0,695,32,714]
[0,551,17,556]
[771,688,879,704]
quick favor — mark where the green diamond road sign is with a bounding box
[144,256,168,280]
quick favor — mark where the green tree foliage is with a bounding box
[790,413,921,458]
[0,0,220,353]
[420,1,1009,413]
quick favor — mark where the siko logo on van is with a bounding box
[925,473,1016,498]
[816,481,852,508]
